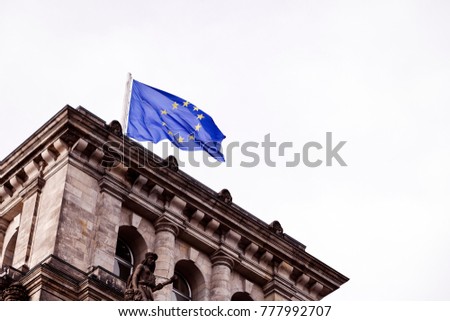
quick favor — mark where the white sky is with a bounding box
[1,0,450,300]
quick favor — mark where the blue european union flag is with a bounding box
[126,80,226,162]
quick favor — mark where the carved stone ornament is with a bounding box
[61,131,80,148]
[107,120,123,137]
[218,189,232,204]
[124,252,176,301]
[164,155,179,172]
[0,273,12,301]
[1,266,29,301]
[269,220,284,235]
[2,282,28,301]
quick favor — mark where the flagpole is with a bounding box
[121,72,132,134]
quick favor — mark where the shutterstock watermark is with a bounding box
[102,132,347,168]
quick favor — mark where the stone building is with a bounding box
[0,106,348,301]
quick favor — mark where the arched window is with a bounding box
[2,231,18,267]
[113,226,147,281]
[113,238,134,281]
[171,272,192,301]
[231,292,253,301]
[170,259,206,301]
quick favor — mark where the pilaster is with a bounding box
[12,177,45,268]
[89,186,122,271]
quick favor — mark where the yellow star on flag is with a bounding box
[178,136,184,143]
[162,122,167,127]
[195,123,201,131]
[183,101,189,107]
[197,114,205,120]
[168,131,173,136]
[172,102,179,109]
[193,106,199,111]
[161,109,168,115]
[188,135,195,140]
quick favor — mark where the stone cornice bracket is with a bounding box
[260,250,274,268]
[40,147,58,168]
[210,250,234,270]
[189,210,204,228]
[0,185,13,203]
[72,139,107,170]
[1,173,26,200]
[154,219,179,237]
[23,160,40,181]
[223,229,241,248]
[296,272,311,291]
[205,218,220,236]
[108,162,131,189]
[309,281,324,300]
[53,138,69,155]
[159,189,175,208]
[130,174,148,194]
[274,260,294,281]
[167,196,187,216]
[61,130,81,149]
[9,176,24,193]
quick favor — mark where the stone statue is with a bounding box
[218,188,232,204]
[107,120,123,137]
[269,220,284,235]
[124,252,176,301]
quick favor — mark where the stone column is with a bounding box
[153,219,179,301]
[210,252,234,300]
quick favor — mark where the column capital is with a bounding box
[18,177,46,199]
[2,282,28,301]
[262,276,294,301]
[210,250,234,270]
[154,219,179,236]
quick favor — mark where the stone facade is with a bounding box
[0,106,348,301]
